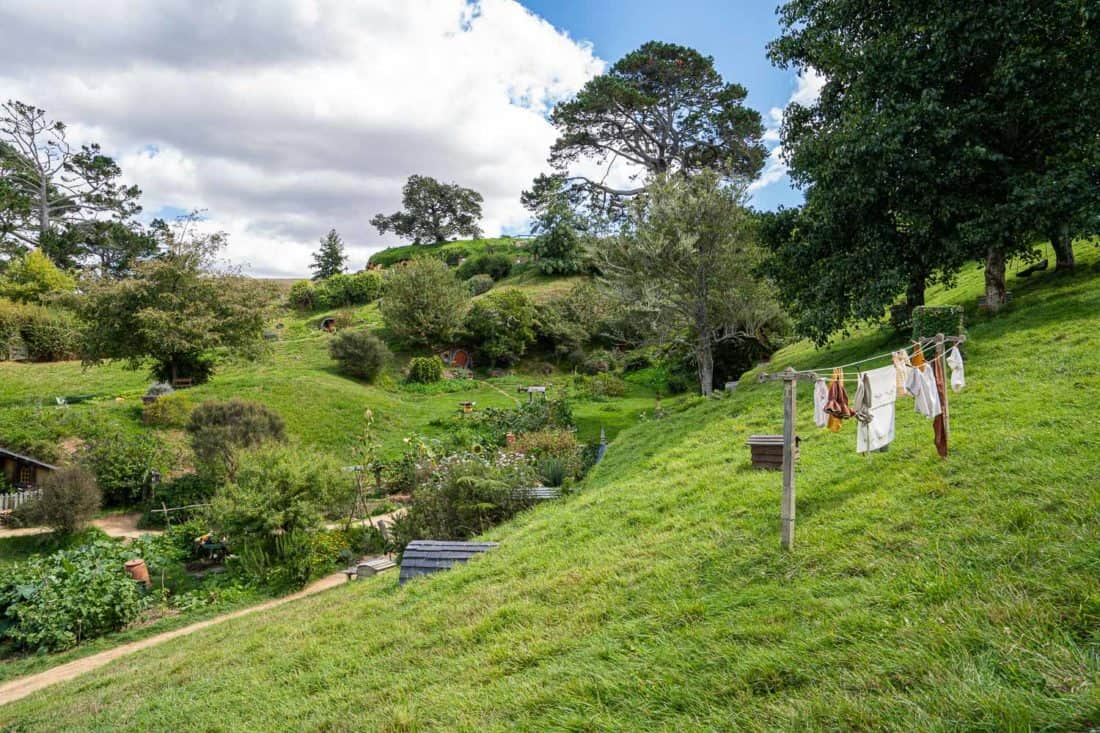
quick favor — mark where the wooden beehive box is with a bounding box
[399,540,498,585]
[745,434,800,470]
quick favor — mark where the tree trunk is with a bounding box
[696,340,714,397]
[984,247,1008,313]
[905,271,927,316]
[1050,226,1076,271]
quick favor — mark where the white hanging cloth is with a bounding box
[813,378,829,428]
[905,363,941,419]
[946,346,966,392]
[855,365,897,453]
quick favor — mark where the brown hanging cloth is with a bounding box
[931,353,949,458]
[824,367,855,433]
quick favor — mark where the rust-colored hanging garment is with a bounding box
[825,368,854,432]
[931,353,949,458]
[910,344,927,369]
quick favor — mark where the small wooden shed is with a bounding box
[745,435,800,470]
[399,540,498,585]
[0,448,57,489]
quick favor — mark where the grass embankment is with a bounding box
[3,252,1096,730]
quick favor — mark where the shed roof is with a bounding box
[0,448,58,471]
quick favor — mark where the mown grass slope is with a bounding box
[3,253,1099,731]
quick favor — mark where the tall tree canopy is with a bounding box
[770,0,1100,321]
[77,216,271,384]
[0,100,141,256]
[311,228,347,280]
[545,41,766,211]
[598,171,786,396]
[371,175,483,245]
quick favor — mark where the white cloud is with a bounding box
[749,67,826,197]
[0,0,604,276]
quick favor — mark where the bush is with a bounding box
[210,446,353,588]
[0,250,76,304]
[329,330,390,382]
[912,305,965,341]
[467,273,494,296]
[142,392,194,428]
[537,457,568,487]
[0,539,151,651]
[287,280,318,310]
[464,289,537,365]
[0,298,81,362]
[316,271,383,309]
[534,283,616,360]
[379,258,469,347]
[456,253,512,281]
[582,372,629,398]
[389,456,536,553]
[187,399,286,482]
[407,355,444,384]
[581,349,616,375]
[83,433,173,506]
[17,465,101,535]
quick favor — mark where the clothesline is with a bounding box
[762,334,966,382]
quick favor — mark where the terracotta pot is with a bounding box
[124,558,151,587]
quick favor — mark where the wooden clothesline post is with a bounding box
[758,366,817,550]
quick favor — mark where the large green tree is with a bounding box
[311,228,347,280]
[770,0,1100,316]
[0,100,141,256]
[599,171,786,396]
[544,41,766,211]
[371,175,483,244]
[76,217,271,383]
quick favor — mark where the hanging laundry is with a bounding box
[931,354,949,457]
[855,365,897,454]
[946,345,966,392]
[904,362,941,419]
[910,345,927,369]
[813,378,829,428]
[824,368,855,432]
[892,350,910,394]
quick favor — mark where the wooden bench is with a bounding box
[171,377,194,389]
[399,540,498,585]
[512,486,562,501]
[343,556,397,582]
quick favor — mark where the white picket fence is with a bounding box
[0,489,41,513]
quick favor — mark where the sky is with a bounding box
[0,0,817,277]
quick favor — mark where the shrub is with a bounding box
[0,540,150,651]
[0,250,76,304]
[287,280,317,310]
[467,273,494,296]
[0,298,80,361]
[329,330,390,382]
[537,457,568,487]
[17,465,101,534]
[514,429,583,483]
[912,305,965,341]
[585,372,629,398]
[388,456,536,553]
[83,433,173,506]
[187,399,286,482]
[210,446,352,588]
[407,355,444,384]
[468,398,575,447]
[534,283,616,360]
[464,288,537,365]
[581,349,616,375]
[142,392,194,428]
[379,258,469,347]
[457,253,512,281]
[316,271,383,309]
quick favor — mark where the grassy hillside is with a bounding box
[3,250,1096,730]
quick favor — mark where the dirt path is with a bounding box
[0,512,155,540]
[0,565,379,708]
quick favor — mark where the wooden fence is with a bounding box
[0,489,41,513]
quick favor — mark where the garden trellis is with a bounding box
[758,332,966,550]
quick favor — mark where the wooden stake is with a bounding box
[781,367,797,550]
[935,333,949,440]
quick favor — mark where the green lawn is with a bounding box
[3,250,1096,730]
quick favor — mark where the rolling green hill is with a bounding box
[4,250,1097,730]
